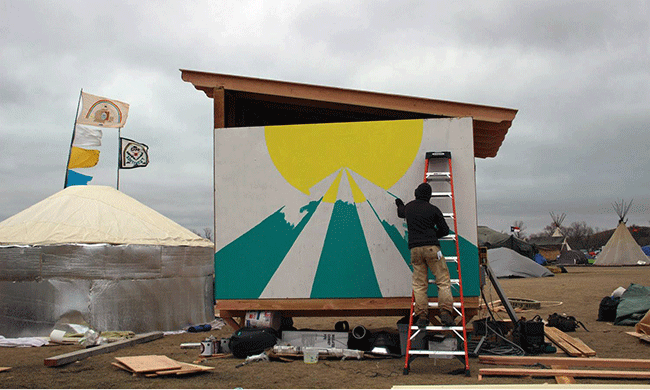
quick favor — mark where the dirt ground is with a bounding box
[1,266,649,389]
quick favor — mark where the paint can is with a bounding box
[200,338,215,356]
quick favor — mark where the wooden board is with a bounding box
[113,358,213,377]
[627,331,650,344]
[551,365,576,384]
[479,367,650,380]
[149,362,214,376]
[114,355,180,373]
[479,355,650,369]
[544,326,596,356]
[44,332,164,367]
[636,322,650,335]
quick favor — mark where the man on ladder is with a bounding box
[395,182,455,328]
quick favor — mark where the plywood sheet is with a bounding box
[114,355,180,373]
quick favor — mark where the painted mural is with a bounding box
[214,118,479,300]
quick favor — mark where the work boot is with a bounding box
[440,310,455,327]
[416,316,429,329]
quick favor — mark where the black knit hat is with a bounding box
[414,182,432,200]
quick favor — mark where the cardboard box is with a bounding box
[280,331,349,349]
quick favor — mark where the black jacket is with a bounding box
[397,197,450,250]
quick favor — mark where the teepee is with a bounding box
[550,212,571,252]
[594,200,648,266]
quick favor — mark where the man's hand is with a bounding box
[395,198,404,207]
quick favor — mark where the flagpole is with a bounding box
[64,89,83,189]
[117,127,121,190]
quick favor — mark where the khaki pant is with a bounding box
[411,245,453,318]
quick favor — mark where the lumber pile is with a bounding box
[112,355,214,377]
[544,326,595,357]
[44,332,163,367]
[479,355,650,382]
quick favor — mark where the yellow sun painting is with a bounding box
[264,119,424,202]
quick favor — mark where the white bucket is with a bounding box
[303,347,319,364]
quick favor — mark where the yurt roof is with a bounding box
[0,185,214,247]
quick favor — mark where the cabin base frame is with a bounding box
[216,297,479,330]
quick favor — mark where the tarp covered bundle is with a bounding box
[478,226,537,259]
[615,283,650,326]
[0,186,214,337]
[487,247,554,278]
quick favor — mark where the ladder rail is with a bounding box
[447,157,471,373]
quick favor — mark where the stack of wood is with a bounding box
[479,356,650,382]
[544,326,596,357]
[112,355,213,377]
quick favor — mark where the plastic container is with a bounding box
[303,347,319,364]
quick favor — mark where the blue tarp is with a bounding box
[533,253,547,265]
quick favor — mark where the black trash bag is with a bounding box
[229,327,279,358]
[597,296,621,322]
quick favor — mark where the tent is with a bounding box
[487,247,554,278]
[557,250,589,265]
[641,245,650,257]
[594,222,649,266]
[477,226,537,259]
[0,185,215,337]
[594,200,648,266]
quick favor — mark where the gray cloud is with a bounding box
[1,0,649,236]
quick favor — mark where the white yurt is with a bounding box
[0,185,214,337]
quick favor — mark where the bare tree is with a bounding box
[511,220,527,238]
[203,227,214,242]
[565,221,595,250]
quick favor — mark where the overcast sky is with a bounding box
[1,0,649,237]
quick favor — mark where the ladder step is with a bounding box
[431,192,452,198]
[427,302,464,308]
[427,278,460,284]
[411,325,464,332]
[425,151,451,160]
[426,172,451,181]
[408,350,465,356]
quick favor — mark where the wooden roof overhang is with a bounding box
[181,69,518,158]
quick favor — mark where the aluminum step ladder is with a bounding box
[403,151,470,376]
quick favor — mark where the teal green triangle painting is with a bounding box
[310,200,382,298]
[215,200,319,299]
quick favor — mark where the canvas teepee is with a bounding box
[550,212,571,252]
[594,200,648,266]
